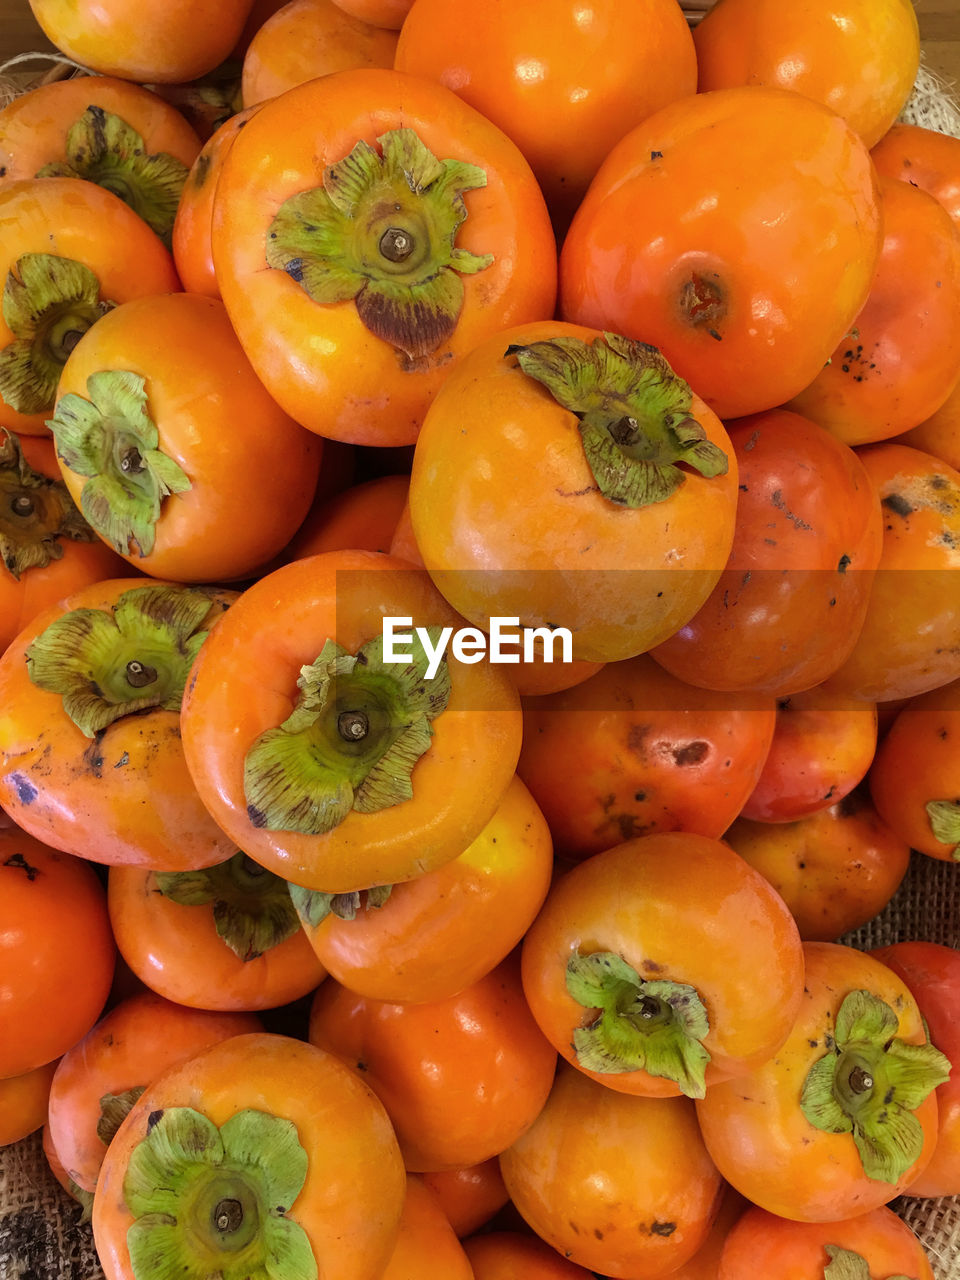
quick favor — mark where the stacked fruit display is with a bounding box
[1,0,960,1277]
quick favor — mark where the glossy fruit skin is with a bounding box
[47,993,261,1192]
[788,177,960,446]
[180,550,522,894]
[723,789,911,941]
[463,1229,595,1279]
[307,955,557,1171]
[409,319,739,664]
[695,942,940,1222]
[498,1061,724,1279]
[241,0,399,107]
[869,676,960,860]
[559,87,882,421]
[54,292,322,583]
[520,833,804,1096]
[0,76,201,183]
[0,1059,59,1146]
[871,122,960,233]
[107,866,327,1012]
[693,0,919,149]
[213,68,557,447]
[871,941,960,1197]
[0,579,239,870]
[666,1182,748,1280]
[92,1032,408,1280]
[28,0,256,82]
[380,1177,474,1280]
[420,1160,509,1239]
[0,831,115,1080]
[821,444,960,702]
[0,178,181,435]
[739,685,878,824]
[516,655,776,861]
[650,409,883,695]
[395,0,697,230]
[305,775,553,1003]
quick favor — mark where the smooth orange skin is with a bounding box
[409,319,739,665]
[242,0,399,107]
[651,409,883,696]
[331,0,413,27]
[788,177,960,445]
[421,1159,509,1238]
[180,550,522,893]
[499,1061,724,1279]
[381,1177,474,1280]
[55,293,322,583]
[47,993,261,1193]
[695,942,940,1222]
[0,178,181,435]
[516,656,776,862]
[718,1204,934,1280]
[871,942,960,1198]
[212,68,557,446]
[0,1058,58,1146]
[28,0,256,83]
[739,685,878,823]
[0,77,201,185]
[820,444,960,702]
[693,0,919,150]
[0,578,239,870]
[666,1183,748,1280]
[0,832,115,1080]
[723,790,911,942]
[92,1033,407,1280]
[869,676,960,859]
[520,833,804,1097]
[172,106,261,298]
[306,774,553,1003]
[395,0,697,229]
[559,87,882,421]
[463,1230,594,1279]
[308,955,558,1172]
[896,373,960,472]
[284,473,409,562]
[872,122,960,233]
[107,866,327,1012]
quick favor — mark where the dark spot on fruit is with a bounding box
[673,740,708,766]
[881,493,913,517]
[4,851,38,879]
[146,1109,164,1133]
[10,772,37,805]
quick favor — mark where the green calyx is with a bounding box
[800,989,951,1183]
[98,1087,147,1147]
[37,106,190,248]
[506,332,728,508]
[25,583,216,736]
[565,951,711,1099]
[48,368,191,558]
[265,127,493,360]
[244,630,450,836]
[0,253,113,415]
[156,852,302,962]
[926,799,960,860]
[0,427,96,578]
[124,1106,316,1280]
[822,1244,910,1280]
[288,881,392,930]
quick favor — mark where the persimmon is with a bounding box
[559,87,882,420]
[241,0,399,108]
[284,473,409,562]
[49,292,322,583]
[380,1177,474,1280]
[463,1230,595,1279]
[0,177,180,435]
[0,76,202,248]
[0,577,238,870]
[0,830,115,1080]
[408,320,739,664]
[693,0,919,149]
[871,122,960,232]
[212,67,557,446]
[788,177,960,445]
[92,1032,407,1280]
[46,993,261,1193]
[421,1160,509,1238]
[107,858,327,1011]
[896,374,960,472]
[180,550,522,893]
[330,0,413,27]
[0,1058,59,1146]
[395,0,697,230]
